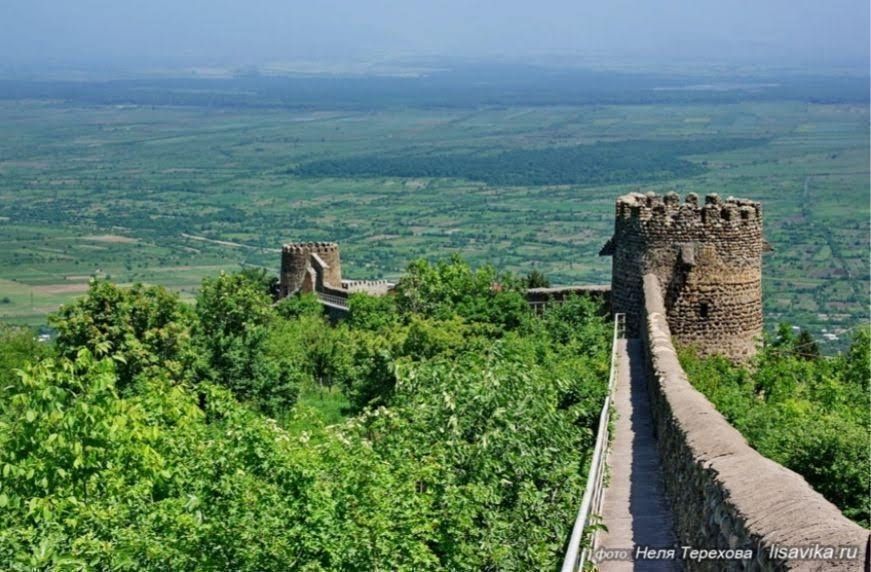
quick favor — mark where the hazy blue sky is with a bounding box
[2,0,868,70]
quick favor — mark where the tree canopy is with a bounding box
[0,257,613,570]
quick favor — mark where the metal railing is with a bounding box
[561,313,625,572]
[315,291,350,309]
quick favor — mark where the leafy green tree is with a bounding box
[795,329,820,360]
[394,255,495,319]
[334,326,401,411]
[0,260,615,570]
[770,323,797,350]
[0,350,438,570]
[0,325,52,401]
[50,279,197,391]
[524,269,550,288]
[346,292,399,331]
[238,267,281,301]
[352,338,608,570]
[483,289,530,331]
[394,256,528,329]
[195,272,298,414]
[538,294,609,349]
[769,323,821,360]
[275,292,323,320]
[400,316,471,361]
[840,326,870,395]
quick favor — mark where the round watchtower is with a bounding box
[602,191,767,361]
[280,242,342,296]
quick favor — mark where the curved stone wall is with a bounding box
[280,242,342,295]
[606,191,766,361]
[641,273,867,571]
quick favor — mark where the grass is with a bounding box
[0,99,867,350]
[280,383,351,438]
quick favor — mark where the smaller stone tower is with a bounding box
[601,191,769,361]
[280,242,343,297]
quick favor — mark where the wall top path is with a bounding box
[642,273,867,571]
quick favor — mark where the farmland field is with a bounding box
[0,81,868,350]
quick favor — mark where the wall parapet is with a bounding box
[616,191,763,227]
[604,191,767,361]
[641,273,867,571]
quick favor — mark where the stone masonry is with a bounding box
[278,242,609,309]
[279,243,398,307]
[601,191,769,361]
[280,242,343,297]
[641,273,867,571]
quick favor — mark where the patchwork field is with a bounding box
[0,99,867,350]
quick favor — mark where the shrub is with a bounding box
[680,328,870,526]
[195,272,300,415]
[275,293,323,320]
[50,279,197,391]
[346,292,398,331]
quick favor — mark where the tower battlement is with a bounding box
[615,192,761,226]
[280,242,343,296]
[282,242,340,254]
[603,191,768,361]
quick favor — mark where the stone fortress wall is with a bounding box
[602,191,768,361]
[279,242,397,303]
[280,242,343,297]
[278,242,609,309]
[342,279,393,296]
[641,273,867,571]
[280,196,868,568]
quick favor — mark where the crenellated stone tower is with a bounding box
[600,191,769,361]
[280,242,343,297]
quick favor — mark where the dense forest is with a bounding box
[0,258,611,570]
[680,326,870,527]
[293,138,766,187]
[0,65,867,109]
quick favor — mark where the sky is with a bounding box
[1,0,868,71]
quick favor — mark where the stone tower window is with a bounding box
[700,302,710,319]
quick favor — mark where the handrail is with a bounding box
[316,291,350,309]
[317,291,577,313]
[561,312,625,572]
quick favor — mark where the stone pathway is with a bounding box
[596,339,679,571]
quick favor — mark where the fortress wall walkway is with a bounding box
[596,338,678,571]
[639,273,867,571]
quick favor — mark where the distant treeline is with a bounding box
[0,64,867,109]
[292,138,767,186]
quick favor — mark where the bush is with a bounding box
[275,293,323,320]
[524,269,550,288]
[350,338,607,570]
[346,292,398,331]
[394,255,528,330]
[335,327,401,411]
[0,325,52,399]
[1,258,615,569]
[50,279,197,391]
[0,351,436,570]
[195,272,300,415]
[680,327,870,526]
